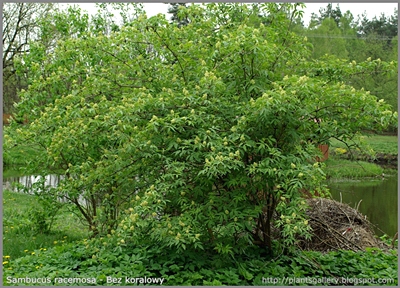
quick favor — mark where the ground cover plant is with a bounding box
[3,3,398,285]
[3,238,398,286]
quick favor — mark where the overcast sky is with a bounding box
[302,2,397,24]
[71,2,398,26]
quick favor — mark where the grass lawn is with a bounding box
[3,190,88,260]
[330,134,398,155]
[365,134,398,154]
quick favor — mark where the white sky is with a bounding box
[71,2,398,26]
[303,3,398,24]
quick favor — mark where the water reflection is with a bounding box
[328,176,398,237]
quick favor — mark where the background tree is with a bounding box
[2,3,56,114]
[167,3,190,27]
[303,4,398,113]
[353,10,398,113]
[91,3,124,35]
[318,3,343,26]
[307,17,348,59]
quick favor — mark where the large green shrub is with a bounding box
[5,3,397,254]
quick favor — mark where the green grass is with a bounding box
[3,190,88,260]
[330,134,398,155]
[322,158,384,179]
[365,134,398,155]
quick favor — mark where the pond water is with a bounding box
[3,171,398,237]
[327,175,398,237]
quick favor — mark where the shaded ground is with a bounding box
[373,153,398,169]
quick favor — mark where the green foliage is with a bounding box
[3,128,47,168]
[3,238,397,286]
[299,54,398,115]
[5,3,397,254]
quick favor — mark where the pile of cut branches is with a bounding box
[298,198,390,252]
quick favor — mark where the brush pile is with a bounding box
[298,197,390,252]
